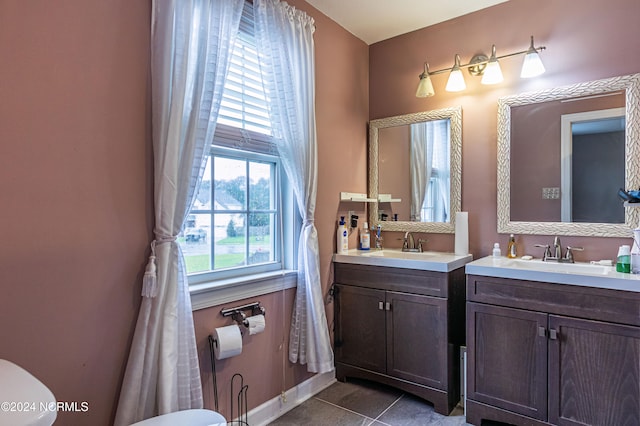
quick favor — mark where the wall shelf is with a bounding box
[378,194,402,203]
[340,192,376,202]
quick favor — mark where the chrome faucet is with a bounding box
[402,232,426,252]
[402,232,414,251]
[535,236,583,263]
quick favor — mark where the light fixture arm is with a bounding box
[419,36,545,77]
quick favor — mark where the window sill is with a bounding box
[190,270,298,311]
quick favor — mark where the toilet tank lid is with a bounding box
[0,359,57,425]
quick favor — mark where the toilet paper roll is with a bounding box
[246,314,266,336]
[454,211,469,256]
[213,325,243,360]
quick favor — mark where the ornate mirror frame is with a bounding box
[369,106,462,233]
[497,73,640,237]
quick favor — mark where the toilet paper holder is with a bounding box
[221,302,266,328]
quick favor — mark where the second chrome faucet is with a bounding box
[535,236,583,263]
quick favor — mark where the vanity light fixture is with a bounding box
[415,36,546,97]
[415,63,435,97]
[480,45,504,85]
[445,54,466,92]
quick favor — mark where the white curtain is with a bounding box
[410,122,434,221]
[255,0,333,373]
[115,1,244,424]
[433,121,451,222]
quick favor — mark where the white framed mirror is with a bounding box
[497,73,640,237]
[369,106,462,233]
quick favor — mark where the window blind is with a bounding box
[216,2,272,139]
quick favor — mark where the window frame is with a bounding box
[187,143,299,309]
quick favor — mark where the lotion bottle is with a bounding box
[492,243,501,257]
[336,216,348,254]
[359,222,371,250]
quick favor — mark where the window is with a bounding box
[182,1,297,288]
[184,147,283,281]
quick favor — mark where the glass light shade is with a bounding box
[521,50,546,78]
[481,60,504,85]
[445,69,466,92]
[415,74,435,97]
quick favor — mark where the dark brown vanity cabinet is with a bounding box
[333,262,466,415]
[466,275,640,426]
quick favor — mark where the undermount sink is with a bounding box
[360,249,439,259]
[333,248,473,272]
[503,258,613,276]
[466,256,640,292]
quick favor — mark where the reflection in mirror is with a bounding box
[561,107,625,223]
[410,120,451,222]
[378,120,451,222]
[497,73,640,237]
[369,107,462,234]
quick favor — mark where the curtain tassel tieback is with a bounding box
[141,237,176,298]
[142,255,157,298]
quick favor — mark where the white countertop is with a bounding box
[333,248,473,272]
[466,256,640,292]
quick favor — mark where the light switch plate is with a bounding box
[542,187,560,199]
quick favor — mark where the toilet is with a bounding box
[129,409,226,426]
[0,359,57,426]
[0,359,225,426]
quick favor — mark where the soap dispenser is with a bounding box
[507,234,517,258]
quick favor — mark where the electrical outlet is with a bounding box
[542,187,560,199]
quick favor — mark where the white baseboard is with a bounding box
[247,370,336,426]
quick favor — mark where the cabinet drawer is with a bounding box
[335,262,454,297]
[467,274,640,327]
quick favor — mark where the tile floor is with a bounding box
[268,378,471,426]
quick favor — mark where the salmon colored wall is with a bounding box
[370,0,640,260]
[0,1,152,425]
[192,0,369,421]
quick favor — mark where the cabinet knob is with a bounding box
[538,326,546,337]
[385,302,391,311]
[549,329,558,340]
[378,301,384,310]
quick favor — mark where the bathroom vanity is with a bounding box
[332,249,472,415]
[465,256,640,426]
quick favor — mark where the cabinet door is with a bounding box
[386,291,447,388]
[548,315,640,426]
[467,302,548,420]
[334,284,386,373]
